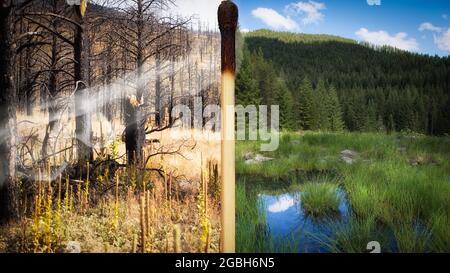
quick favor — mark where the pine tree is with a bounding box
[376,115,386,132]
[328,86,344,131]
[274,78,295,130]
[315,79,330,131]
[387,114,396,133]
[295,77,315,130]
[258,61,278,107]
[396,88,415,132]
[364,99,378,132]
[236,48,260,106]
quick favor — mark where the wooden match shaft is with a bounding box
[218,0,238,253]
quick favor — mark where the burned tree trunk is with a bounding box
[155,49,162,127]
[42,0,59,160]
[74,3,93,165]
[103,34,113,121]
[125,99,145,165]
[168,54,175,125]
[0,3,19,224]
[125,0,146,165]
[24,31,33,116]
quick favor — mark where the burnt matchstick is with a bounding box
[218,0,238,253]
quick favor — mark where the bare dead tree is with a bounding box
[107,0,189,165]
[73,1,93,165]
[18,1,95,165]
[13,1,85,164]
[0,1,19,225]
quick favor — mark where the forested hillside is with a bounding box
[237,29,450,135]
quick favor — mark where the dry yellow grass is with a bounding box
[0,169,221,253]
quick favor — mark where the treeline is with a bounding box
[236,49,343,131]
[236,29,450,135]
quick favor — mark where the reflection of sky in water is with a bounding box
[266,195,296,213]
[259,189,350,253]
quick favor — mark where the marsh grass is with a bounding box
[321,217,389,253]
[429,211,450,252]
[391,222,432,253]
[236,181,272,253]
[301,183,341,217]
[237,132,450,253]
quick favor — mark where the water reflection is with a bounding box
[265,194,297,213]
[259,189,350,253]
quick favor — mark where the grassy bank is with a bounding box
[236,131,450,253]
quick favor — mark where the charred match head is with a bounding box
[218,0,238,33]
[218,0,238,74]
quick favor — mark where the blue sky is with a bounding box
[231,0,450,56]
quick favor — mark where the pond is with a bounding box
[259,188,351,253]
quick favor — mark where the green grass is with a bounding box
[301,183,341,217]
[236,180,272,253]
[391,222,431,253]
[327,217,382,253]
[429,211,450,252]
[236,131,450,253]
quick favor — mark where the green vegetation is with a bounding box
[236,29,449,253]
[236,132,450,253]
[236,181,271,253]
[237,29,450,134]
[301,183,341,217]
[329,217,386,253]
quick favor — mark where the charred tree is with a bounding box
[18,0,94,164]
[41,0,60,160]
[73,1,93,165]
[111,0,189,165]
[124,0,146,165]
[0,1,19,225]
[168,53,175,125]
[154,48,162,127]
[102,32,114,121]
[125,96,145,165]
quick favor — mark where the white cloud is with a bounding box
[285,1,326,25]
[434,28,450,51]
[418,22,442,33]
[240,28,251,33]
[267,196,295,213]
[355,28,419,51]
[418,22,450,51]
[171,0,222,28]
[251,1,326,31]
[252,7,299,31]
